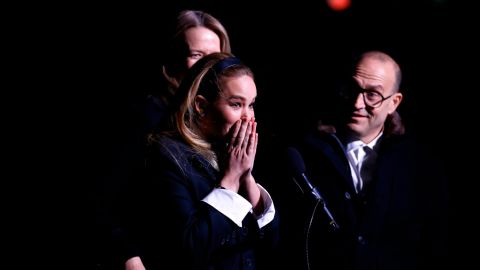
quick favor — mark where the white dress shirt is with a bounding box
[346,133,382,193]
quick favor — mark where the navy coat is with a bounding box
[135,135,280,270]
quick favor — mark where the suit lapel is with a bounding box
[190,154,219,186]
[306,132,356,193]
[361,138,396,233]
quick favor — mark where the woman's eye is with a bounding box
[189,53,202,59]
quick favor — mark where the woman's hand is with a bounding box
[219,118,263,213]
[220,118,258,192]
[125,256,146,270]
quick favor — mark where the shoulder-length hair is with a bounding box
[169,52,253,169]
[162,10,231,91]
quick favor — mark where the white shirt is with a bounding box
[346,133,382,193]
[202,184,276,228]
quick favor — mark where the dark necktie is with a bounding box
[359,146,376,190]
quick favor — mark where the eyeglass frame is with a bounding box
[339,81,395,108]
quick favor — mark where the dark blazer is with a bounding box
[279,130,448,270]
[134,135,280,270]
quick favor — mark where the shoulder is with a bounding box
[145,135,196,177]
[149,135,192,158]
[303,130,334,144]
[380,133,446,175]
[380,133,428,157]
[149,135,211,169]
[300,130,342,154]
[147,135,190,165]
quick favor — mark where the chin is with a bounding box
[346,122,360,130]
[346,124,363,135]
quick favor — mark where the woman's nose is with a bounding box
[241,108,254,121]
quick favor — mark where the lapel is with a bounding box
[303,131,364,230]
[162,135,220,189]
[360,137,398,233]
[190,153,219,186]
[307,133,353,184]
[305,131,356,193]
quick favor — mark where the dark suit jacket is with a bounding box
[134,135,280,270]
[279,130,448,270]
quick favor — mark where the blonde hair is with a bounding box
[162,10,231,93]
[169,52,253,169]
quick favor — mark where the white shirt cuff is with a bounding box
[202,188,252,227]
[202,184,276,229]
[254,184,276,228]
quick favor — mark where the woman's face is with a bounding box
[184,26,221,69]
[199,74,257,140]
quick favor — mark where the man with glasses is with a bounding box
[279,51,448,270]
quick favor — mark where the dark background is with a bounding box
[21,0,474,268]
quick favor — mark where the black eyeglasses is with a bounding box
[339,81,394,108]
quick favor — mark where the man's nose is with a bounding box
[354,92,366,108]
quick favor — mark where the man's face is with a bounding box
[344,58,402,143]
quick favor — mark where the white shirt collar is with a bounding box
[346,131,383,153]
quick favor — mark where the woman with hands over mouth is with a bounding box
[135,52,279,270]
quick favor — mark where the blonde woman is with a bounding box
[138,52,279,270]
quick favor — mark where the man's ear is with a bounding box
[194,95,208,116]
[389,92,403,114]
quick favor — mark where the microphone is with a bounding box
[286,147,340,230]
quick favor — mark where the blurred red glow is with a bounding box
[327,0,351,11]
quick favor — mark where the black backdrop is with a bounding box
[29,0,475,268]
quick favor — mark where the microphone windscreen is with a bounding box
[285,147,306,175]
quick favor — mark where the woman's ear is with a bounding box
[194,95,208,117]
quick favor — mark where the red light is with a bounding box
[327,0,351,11]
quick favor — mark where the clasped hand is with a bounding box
[219,118,258,192]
